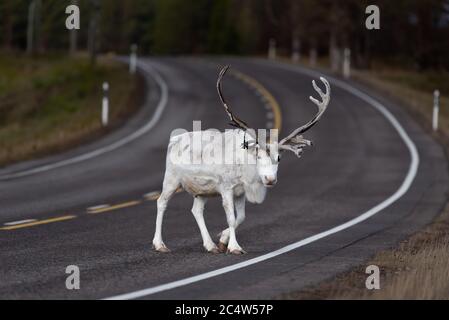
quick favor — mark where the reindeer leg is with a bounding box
[191,197,219,254]
[152,176,179,253]
[218,194,246,253]
[221,192,245,255]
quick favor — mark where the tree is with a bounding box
[208,0,239,54]
[152,0,211,54]
[0,1,15,50]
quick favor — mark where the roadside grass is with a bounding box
[279,57,449,300]
[0,53,141,167]
[352,65,449,140]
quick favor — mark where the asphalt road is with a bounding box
[0,57,447,300]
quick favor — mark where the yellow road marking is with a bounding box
[144,192,161,201]
[0,215,77,231]
[231,70,282,131]
[87,204,110,213]
[88,200,142,214]
[4,219,37,226]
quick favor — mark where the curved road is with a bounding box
[0,57,447,299]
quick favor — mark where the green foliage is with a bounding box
[152,0,211,54]
[208,0,239,54]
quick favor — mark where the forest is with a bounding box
[1,0,449,70]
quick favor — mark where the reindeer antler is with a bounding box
[217,66,253,133]
[279,77,331,157]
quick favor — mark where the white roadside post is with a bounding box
[102,82,109,127]
[331,48,341,73]
[130,44,138,75]
[343,48,351,79]
[268,38,277,60]
[433,90,440,131]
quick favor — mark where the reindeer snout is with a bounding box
[263,176,277,186]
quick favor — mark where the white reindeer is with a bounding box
[153,66,330,254]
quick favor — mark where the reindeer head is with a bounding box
[217,66,331,188]
[242,138,281,187]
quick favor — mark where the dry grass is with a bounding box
[352,67,449,140]
[0,53,142,166]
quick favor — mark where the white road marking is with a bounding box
[266,112,274,120]
[104,60,420,300]
[0,61,169,181]
[4,219,37,226]
[266,122,274,128]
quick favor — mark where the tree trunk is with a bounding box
[88,0,101,66]
[27,0,36,55]
[70,0,79,55]
[329,30,339,72]
[2,2,14,50]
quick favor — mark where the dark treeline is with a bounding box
[1,0,449,70]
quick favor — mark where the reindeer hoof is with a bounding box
[227,248,246,255]
[208,247,221,254]
[217,242,227,253]
[153,244,171,253]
